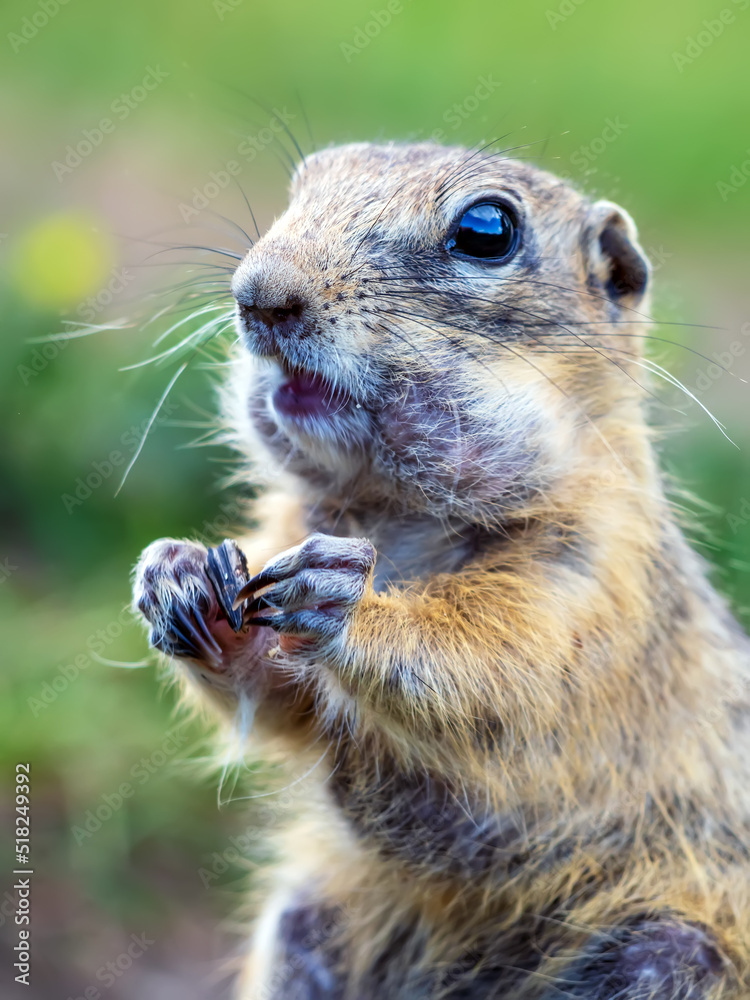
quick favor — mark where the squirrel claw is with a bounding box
[168,604,222,664]
[231,533,376,643]
[232,568,279,609]
[206,539,251,632]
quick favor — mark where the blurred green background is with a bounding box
[1,0,749,995]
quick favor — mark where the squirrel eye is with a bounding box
[447,201,519,262]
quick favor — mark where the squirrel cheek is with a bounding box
[448,433,539,506]
[452,440,484,472]
[449,438,499,483]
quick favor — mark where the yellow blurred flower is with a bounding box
[12,213,114,311]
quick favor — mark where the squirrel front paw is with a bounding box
[133,538,250,669]
[234,533,376,647]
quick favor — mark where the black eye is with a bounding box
[447,201,519,262]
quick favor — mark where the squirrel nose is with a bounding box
[237,298,305,331]
[231,252,312,344]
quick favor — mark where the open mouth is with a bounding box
[271,363,351,420]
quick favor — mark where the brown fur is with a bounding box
[133,142,750,998]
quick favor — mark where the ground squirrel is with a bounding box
[132,141,750,998]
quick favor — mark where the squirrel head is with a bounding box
[228,141,652,524]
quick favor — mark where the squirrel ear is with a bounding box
[584,200,650,305]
